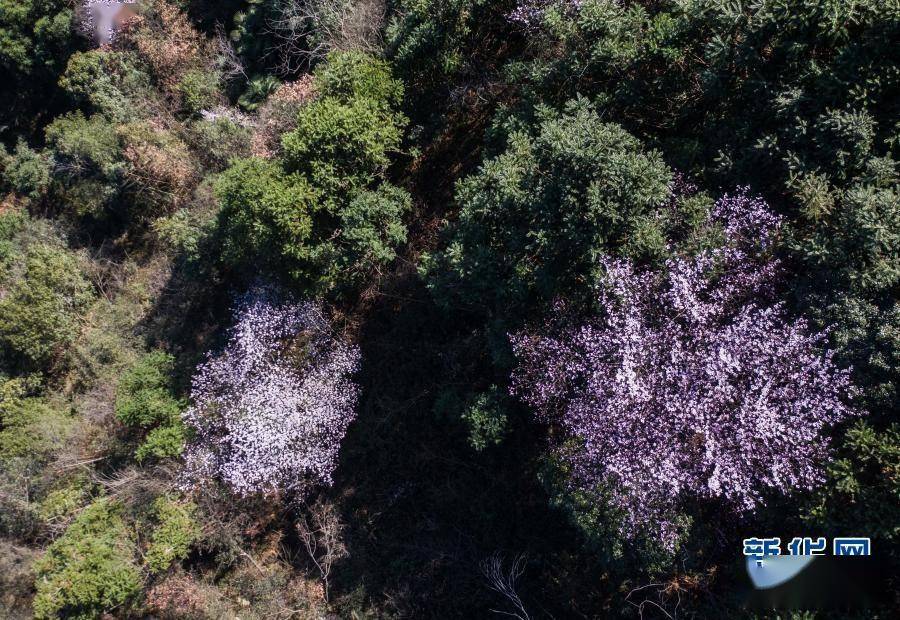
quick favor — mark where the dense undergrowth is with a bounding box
[0,1,897,618]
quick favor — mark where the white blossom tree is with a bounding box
[183,289,360,497]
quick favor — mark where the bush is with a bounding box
[0,0,79,130]
[1,140,52,200]
[0,242,94,374]
[37,478,89,525]
[0,378,72,464]
[177,68,221,115]
[123,0,209,97]
[281,51,406,198]
[144,496,199,574]
[0,209,26,269]
[282,95,402,197]
[314,50,402,110]
[461,386,507,450]
[44,112,123,180]
[115,351,186,462]
[33,498,141,620]
[332,183,411,283]
[184,116,253,171]
[385,0,501,101]
[58,50,150,121]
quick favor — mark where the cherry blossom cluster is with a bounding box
[507,0,583,29]
[510,191,858,547]
[182,289,360,497]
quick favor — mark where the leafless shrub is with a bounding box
[265,0,386,75]
[480,552,531,620]
[214,23,248,84]
[294,499,348,602]
[625,581,682,620]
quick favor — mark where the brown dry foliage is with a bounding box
[146,572,230,619]
[120,124,197,206]
[118,0,212,98]
[250,75,317,159]
[0,541,37,619]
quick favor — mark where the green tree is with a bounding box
[333,183,412,282]
[424,99,672,316]
[1,140,52,200]
[0,0,79,130]
[214,156,317,281]
[282,51,406,199]
[58,50,150,121]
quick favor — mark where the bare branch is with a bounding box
[214,23,248,84]
[264,0,385,75]
[295,499,348,602]
[480,552,531,620]
[625,582,681,620]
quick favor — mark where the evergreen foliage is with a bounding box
[144,496,199,574]
[115,351,186,462]
[0,240,93,374]
[424,99,672,316]
[32,499,141,620]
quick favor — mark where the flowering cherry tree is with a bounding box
[183,290,360,497]
[510,192,858,547]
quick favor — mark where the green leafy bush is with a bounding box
[1,140,52,200]
[33,499,141,620]
[282,51,406,198]
[178,68,222,115]
[385,0,500,101]
[0,0,79,130]
[461,386,507,450]
[37,478,89,525]
[314,50,403,110]
[183,117,253,172]
[58,50,150,121]
[0,378,71,464]
[282,94,402,197]
[216,52,410,292]
[115,351,186,462]
[807,421,900,569]
[0,209,26,269]
[44,112,123,180]
[144,496,199,574]
[0,242,94,374]
[333,183,411,282]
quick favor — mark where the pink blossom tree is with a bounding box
[510,191,858,547]
[183,290,360,497]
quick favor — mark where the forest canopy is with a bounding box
[0,0,897,618]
